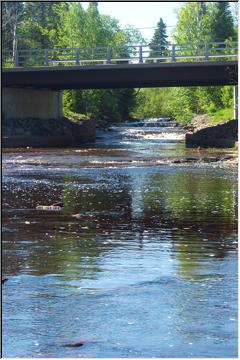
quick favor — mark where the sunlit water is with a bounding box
[2,121,238,358]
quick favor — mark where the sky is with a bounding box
[82,2,181,41]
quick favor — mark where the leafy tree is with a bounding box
[56,3,86,48]
[173,2,211,45]
[165,1,237,123]
[56,2,144,123]
[20,2,64,49]
[2,2,25,63]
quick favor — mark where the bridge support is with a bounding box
[234,85,238,120]
[2,87,62,121]
[2,87,96,148]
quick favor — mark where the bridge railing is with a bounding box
[2,42,238,68]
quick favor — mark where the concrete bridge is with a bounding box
[2,42,238,122]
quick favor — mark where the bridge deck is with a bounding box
[2,61,238,89]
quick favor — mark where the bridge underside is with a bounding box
[2,61,237,90]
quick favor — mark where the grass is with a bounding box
[63,110,91,121]
[208,107,234,125]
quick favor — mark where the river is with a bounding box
[2,120,238,358]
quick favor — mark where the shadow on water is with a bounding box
[2,122,238,357]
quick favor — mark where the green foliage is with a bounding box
[58,2,143,124]
[63,88,136,124]
[133,2,237,125]
[132,88,173,119]
[2,1,237,126]
[62,109,90,122]
[208,108,233,125]
[19,3,63,49]
[167,88,198,124]
[133,84,234,125]
[2,1,144,125]
[163,2,236,124]
[173,2,212,44]
[195,87,223,113]
[56,2,144,124]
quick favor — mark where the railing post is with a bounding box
[172,44,176,62]
[76,48,80,65]
[107,47,112,64]
[205,42,209,60]
[44,49,49,66]
[14,50,19,67]
[139,45,143,63]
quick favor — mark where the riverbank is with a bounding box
[185,117,237,148]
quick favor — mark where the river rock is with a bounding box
[186,119,238,148]
[72,214,82,219]
[62,342,84,347]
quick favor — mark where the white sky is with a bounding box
[82,1,181,41]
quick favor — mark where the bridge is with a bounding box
[2,42,238,122]
[2,42,238,88]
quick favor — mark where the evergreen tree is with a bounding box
[210,2,235,42]
[149,18,168,59]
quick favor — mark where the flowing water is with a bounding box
[2,120,238,358]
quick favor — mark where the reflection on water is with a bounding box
[2,123,238,357]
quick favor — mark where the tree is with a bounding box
[173,2,212,45]
[57,2,144,123]
[149,18,168,59]
[133,2,237,124]
[167,2,237,123]
[22,2,65,49]
[2,2,25,62]
[210,2,235,43]
[56,3,85,48]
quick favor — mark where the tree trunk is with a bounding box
[12,21,18,65]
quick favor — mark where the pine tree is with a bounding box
[149,18,168,59]
[211,2,235,42]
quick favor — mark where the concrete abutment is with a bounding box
[2,87,96,147]
[3,87,63,120]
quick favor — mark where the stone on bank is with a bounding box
[2,117,96,147]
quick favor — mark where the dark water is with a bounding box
[2,122,238,358]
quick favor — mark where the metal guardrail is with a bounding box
[2,42,238,68]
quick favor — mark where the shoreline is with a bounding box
[2,116,238,154]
